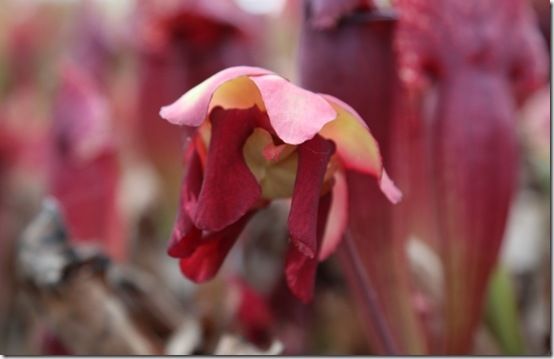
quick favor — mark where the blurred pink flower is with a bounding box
[49,65,126,261]
[135,1,261,187]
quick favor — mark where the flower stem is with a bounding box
[341,233,398,355]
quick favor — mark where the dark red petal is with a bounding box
[168,211,202,258]
[179,213,253,282]
[286,192,331,303]
[182,142,204,217]
[168,145,204,257]
[194,106,262,231]
[287,135,335,258]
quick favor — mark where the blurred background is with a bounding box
[0,0,550,355]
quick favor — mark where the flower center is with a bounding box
[242,128,337,200]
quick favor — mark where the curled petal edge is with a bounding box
[320,94,402,204]
[160,66,337,145]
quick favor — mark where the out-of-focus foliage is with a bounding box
[485,266,525,355]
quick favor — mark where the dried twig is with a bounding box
[16,199,202,355]
[16,198,279,355]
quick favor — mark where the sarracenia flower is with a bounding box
[160,66,401,302]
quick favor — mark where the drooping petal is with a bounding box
[179,213,253,282]
[160,66,339,146]
[287,135,335,258]
[250,75,337,145]
[319,94,381,176]
[194,106,261,231]
[182,142,205,216]
[167,209,201,258]
[167,147,203,258]
[380,170,403,204]
[285,193,332,303]
[159,66,271,126]
[319,94,402,204]
[285,244,318,304]
[319,170,348,261]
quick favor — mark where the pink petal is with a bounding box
[379,169,403,204]
[288,135,335,259]
[52,64,114,162]
[160,66,340,146]
[320,94,402,204]
[159,66,271,126]
[193,106,261,231]
[318,94,380,175]
[179,213,253,282]
[318,171,348,260]
[250,75,337,145]
[286,192,331,303]
[320,94,369,129]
